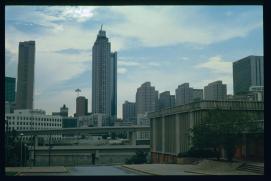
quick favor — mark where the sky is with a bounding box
[5,6,263,118]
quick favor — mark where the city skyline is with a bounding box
[5,6,263,118]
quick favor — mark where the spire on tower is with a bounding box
[101,24,103,30]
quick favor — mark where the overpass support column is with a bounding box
[175,114,180,155]
[152,118,156,152]
[162,116,165,153]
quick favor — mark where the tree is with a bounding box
[125,151,147,164]
[191,109,261,161]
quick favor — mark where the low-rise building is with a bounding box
[77,113,108,127]
[149,100,264,163]
[5,109,62,143]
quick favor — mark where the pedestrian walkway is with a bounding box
[5,166,67,174]
[122,161,262,175]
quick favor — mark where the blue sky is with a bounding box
[5,6,263,118]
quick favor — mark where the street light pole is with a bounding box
[20,133,24,167]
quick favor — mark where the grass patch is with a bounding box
[5,172,18,176]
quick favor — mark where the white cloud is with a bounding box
[117,67,127,74]
[118,60,140,67]
[105,6,262,48]
[195,56,232,74]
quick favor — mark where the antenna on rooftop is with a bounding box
[75,88,81,97]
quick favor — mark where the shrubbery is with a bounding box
[177,148,218,158]
[125,150,147,164]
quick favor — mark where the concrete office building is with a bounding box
[75,96,88,117]
[176,83,202,106]
[176,83,193,106]
[62,117,77,128]
[135,82,159,116]
[5,76,16,102]
[52,104,69,117]
[16,41,35,110]
[204,80,227,100]
[192,89,203,101]
[170,95,176,107]
[149,100,264,163]
[5,109,62,143]
[159,91,175,110]
[233,55,264,95]
[122,101,136,124]
[77,113,108,127]
[92,27,117,126]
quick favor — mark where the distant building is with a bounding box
[122,101,136,124]
[136,113,151,145]
[136,82,159,116]
[62,117,77,128]
[60,104,68,117]
[204,80,227,100]
[233,55,264,95]
[52,104,69,117]
[5,109,62,142]
[16,41,35,110]
[192,89,203,102]
[170,95,176,107]
[77,113,108,127]
[5,76,16,102]
[92,27,117,126]
[175,83,203,106]
[75,96,88,117]
[159,91,176,110]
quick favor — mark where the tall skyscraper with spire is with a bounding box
[16,41,35,109]
[92,26,117,126]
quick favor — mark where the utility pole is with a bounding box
[48,134,52,166]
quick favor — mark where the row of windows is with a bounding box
[7,121,61,127]
[6,116,61,122]
[6,126,61,131]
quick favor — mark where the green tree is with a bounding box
[191,109,261,161]
[125,151,147,164]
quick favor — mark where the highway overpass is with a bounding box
[17,126,150,136]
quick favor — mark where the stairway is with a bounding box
[237,163,264,174]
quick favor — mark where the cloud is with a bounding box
[54,48,90,55]
[117,67,127,74]
[106,6,262,48]
[118,60,140,67]
[195,56,232,74]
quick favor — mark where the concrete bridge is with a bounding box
[18,126,150,136]
[28,144,151,166]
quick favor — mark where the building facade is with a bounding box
[5,109,62,142]
[62,117,78,128]
[16,41,35,110]
[76,96,88,117]
[92,27,117,126]
[122,101,136,124]
[175,83,202,105]
[192,89,203,102]
[204,80,227,100]
[5,76,16,102]
[77,113,108,127]
[159,91,176,110]
[135,82,159,116]
[149,100,264,163]
[233,55,264,95]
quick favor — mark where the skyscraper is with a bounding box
[175,83,193,106]
[92,26,117,125]
[204,80,227,100]
[16,41,35,109]
[76,96,88,117]
[5,76,16,102]
[136,82,158,116]
[159,91,176,110]
[233,55,264,95]
[122,101,136,124]
[192,89,203,102]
